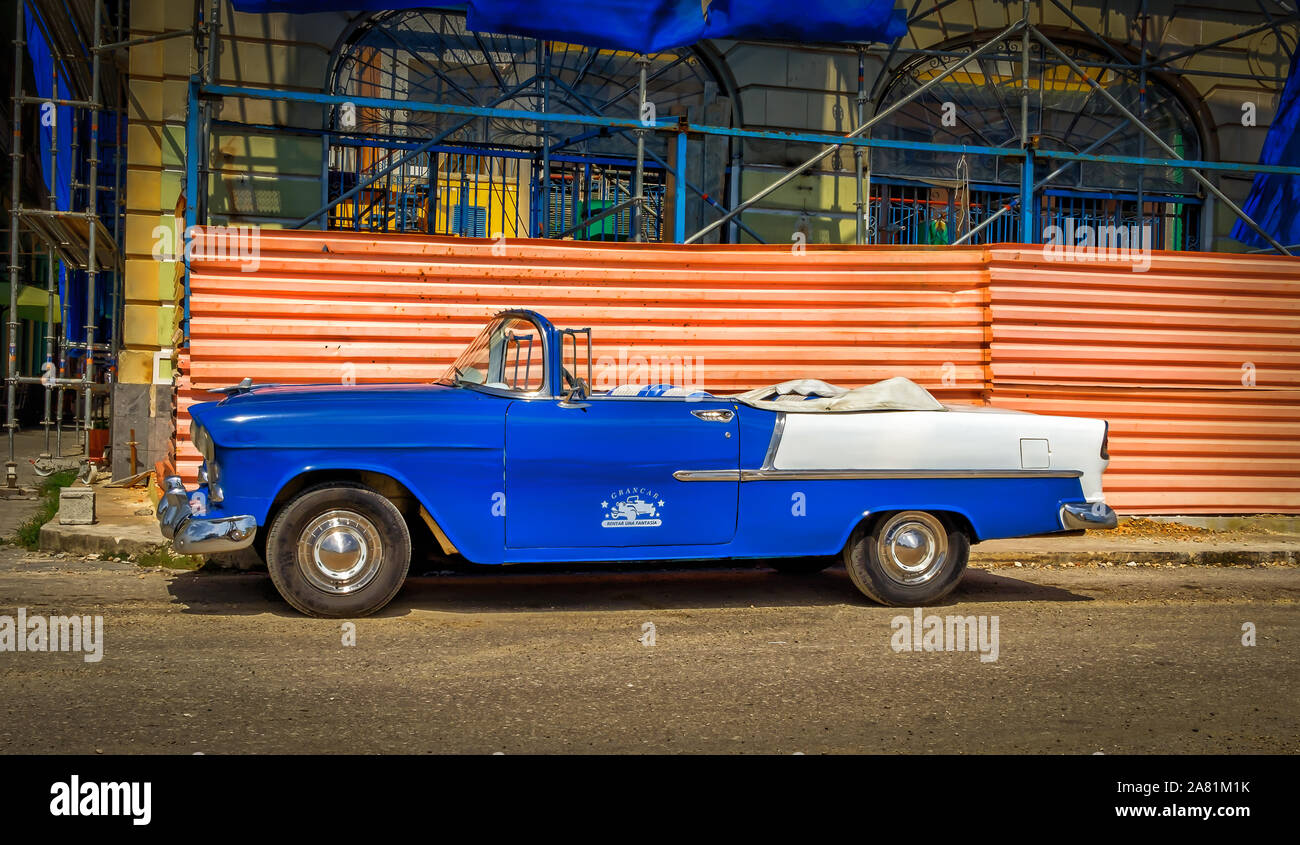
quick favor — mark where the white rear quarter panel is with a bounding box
[773,407,1109,502]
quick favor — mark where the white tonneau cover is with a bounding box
[727,376,946,413]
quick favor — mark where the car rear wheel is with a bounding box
[265,483,411,618]
[843,510,969,606]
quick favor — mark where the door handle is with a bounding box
[691,409,734,422]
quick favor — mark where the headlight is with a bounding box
[191,422,213,462]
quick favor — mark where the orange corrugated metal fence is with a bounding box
[986,249,1300,513]
[178,229,1300,514]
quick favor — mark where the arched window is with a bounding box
[324,7,734,240]
[872,37,1206,248]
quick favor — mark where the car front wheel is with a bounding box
[843,510,969,606]
[265,483,411,618]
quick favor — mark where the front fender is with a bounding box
[215,447,507,564]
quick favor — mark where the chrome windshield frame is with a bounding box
[438,313,554,399]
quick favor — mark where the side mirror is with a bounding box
[559,381,590,409]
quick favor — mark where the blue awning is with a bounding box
[229,1,907,52]
[1232,51,1300,250]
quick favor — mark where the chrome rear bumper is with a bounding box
[158,475,257,555]
[1060,501,1118,531]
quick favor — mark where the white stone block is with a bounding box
[58,487,96,526]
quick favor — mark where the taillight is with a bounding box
[1100,421,1110,460]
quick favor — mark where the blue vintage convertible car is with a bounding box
[159,309,1116,617]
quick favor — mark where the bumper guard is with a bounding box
[1059,501,1118,531]
[157,476,257,555]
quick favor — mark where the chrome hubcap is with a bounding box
[878,513,948,585]
[297,509,382,595]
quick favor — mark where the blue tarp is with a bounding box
[25,8,72,212]
[24,7,73,338]
[230,1,907,51]
[1232,51,1300,250]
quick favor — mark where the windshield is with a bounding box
[440,316,546,393]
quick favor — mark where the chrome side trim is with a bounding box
[761,413,786,470]
[743,468,1084,481]
[673,470,742,482]
[673,468,1085,482]
[1060,501,1118,530]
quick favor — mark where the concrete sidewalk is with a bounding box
[973,529,1300,568]
[37,483,166,557]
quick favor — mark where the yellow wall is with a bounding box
[123,1,343,386]
[432,175,526,239]
[330,172,528,238]
[121,1,195,386]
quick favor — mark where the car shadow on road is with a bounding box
[953,568,1092,604]
[165,558,1090,617]
[166,571,303,617]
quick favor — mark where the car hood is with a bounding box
[214,382,453,405]
[188,381,495,450]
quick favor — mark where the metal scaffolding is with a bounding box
[184,1,1300,258]
[4,0,127,489]
[689,0,1294,250]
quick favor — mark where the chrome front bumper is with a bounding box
[158,475,257,555]
[1060,501,1118,531]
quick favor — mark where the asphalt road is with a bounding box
[0,545,1295,754]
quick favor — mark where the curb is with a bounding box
[1129,515,1300,533]
[972,549,1300,567]
[38,521,267,571]
[39,521,169,558]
